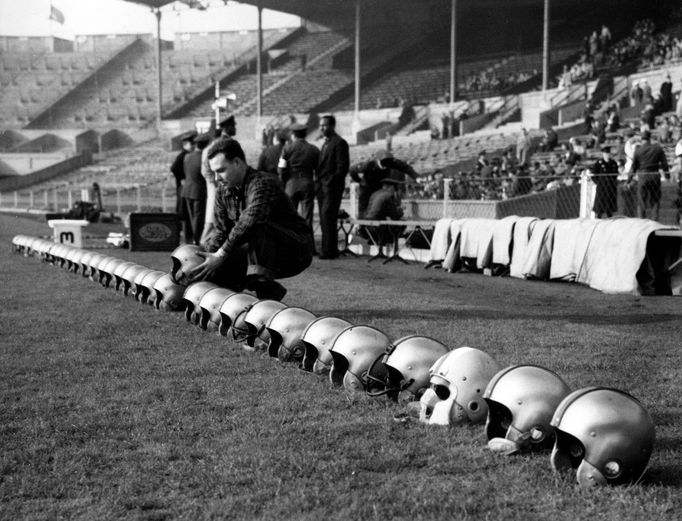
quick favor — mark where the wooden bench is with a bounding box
[344,218,437,264]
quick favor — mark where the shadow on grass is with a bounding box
[317,308,681,326]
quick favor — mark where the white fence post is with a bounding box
[29,191,34,208]
[14,191,19,208]
[579,169,596,219]
[442,178,453,218]
[136,186,142,212]
[67,189,73,208]
[116,188,121,214]
[43,191,48,208]
[53,189,58,212]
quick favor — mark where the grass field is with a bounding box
[1,211,681,521]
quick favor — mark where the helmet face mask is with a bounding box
[550,387,655,488]
[419,347,500,427]
[483,364,571,455]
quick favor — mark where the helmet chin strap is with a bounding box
[365,374,415,397]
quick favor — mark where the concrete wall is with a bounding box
[0,153,92,192]
[0,153,72,176]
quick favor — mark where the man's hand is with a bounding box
[189,250,225,282]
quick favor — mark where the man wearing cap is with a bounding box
[170,130,196,215]
[632,130,669,221]
[349,149,417,217]
[589,145,620,218]
[190,138,313,301]
[278,123,319,238]
[200,115,237,247]
[181,133,211,245]
[316,115,349,259]
[360,173,406,246]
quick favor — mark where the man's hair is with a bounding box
[206,137,246,162]
[321,114,336,127]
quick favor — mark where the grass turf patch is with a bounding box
[1,213,681,520]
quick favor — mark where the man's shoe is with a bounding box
[252,277,287,301]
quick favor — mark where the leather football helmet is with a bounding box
[92,255,116,284]
[329,325,392,394]
[64,248,82,272]
[78,251,96,277]
[111,261,136,291]
[182,281,220,324]
[551,387,655,488]
[152,274,186,312]
[131,268,155,300]
[300,317,352,374]
[170,244,204,285]
[100,258,128,288]
[68,248,87,274]
[484,364,571,455]
[198,287,236,331]
[419,347,500,426]
[218,293,259,338]
[137,270,166,304]
[240,299,288,349]
[119,264,150,296]
[366,335,450,402]
[265,307,317,361]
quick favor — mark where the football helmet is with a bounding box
[99,257,128,288]
[551,387,655,488]
[137,270,166,304]
[219,293,259,338]
[78,251,96,276]
[198,287,236,331]
[182,281,220,324]
[85,253,107,280]
[300,317,352,374]
[484,364,571,455]
[152,274,186,312]
[64,248,82,272]
[366,335,449,402]
[111,261,136,291]
[170,244,204,285]
[419,347,500,426]
[92,255,116,284]
[119,264,150,296]
[265,307,317,361]
[67,248,87,274]
[329,325,392,394]
[240,299,288,349]
[11,235,26,254]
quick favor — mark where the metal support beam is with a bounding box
[354,0,361,115]
[256,5,263,119]
[542,0,550,91]
[450,0,457,104]
[154,8,163,132]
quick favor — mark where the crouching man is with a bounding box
[191,138,313,301]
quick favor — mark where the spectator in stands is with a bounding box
[516,128,532,166]
[641,79,653,106]
[170,130,196,215]
[509,165,533,198]
[658,117,671,144]
[349,149,417,217]
[659,74,673,112]
[194,138,313,301]
[540,126,559,152]
[589,144,620,218]
[200,115,237,248]
[258,129,288,174]
[278,123,319,245]
[606,104,620,132]
[631,81,643,106]
[181,133,210,245]
[360,173,406,247]
[316,114,350,259]
[632,130,669,220]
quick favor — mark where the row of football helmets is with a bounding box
[12,236,656,489]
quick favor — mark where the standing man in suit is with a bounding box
[170,130,196,215]
[278,123,319,244]
[316,115,349,259]
[182,133,210,245]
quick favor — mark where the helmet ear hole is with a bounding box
[301,342,318,372]
[485,400,513,440]
[329,352,349,388]
[268,329,283,358]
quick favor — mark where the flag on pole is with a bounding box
[49,4,65,25]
